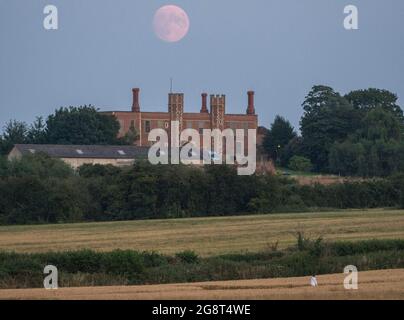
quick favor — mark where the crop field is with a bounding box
[1,209,404,256]
[1,269,403,300]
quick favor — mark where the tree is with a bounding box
[288,156,313,172]
[358,107,403,142]
[120,124,139,145]
[0,120,29,155]
[281,136,305,167]
[329,107,404,177]
[45,105,121,145]
[329,141,366,176]
[7,153,74,179]
[345,88,403,121]
[300,85,361,172]
[262,116,296,163]
[26,117,47,144]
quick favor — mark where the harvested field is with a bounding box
[1,269,403,300]
[0,209,403,256]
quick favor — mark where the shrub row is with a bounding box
[1,156,404,225]
[2,239,404,289]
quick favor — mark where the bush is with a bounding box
[1,160,403,225]
[288,156,313,172]
[401,192,404,209]
[175,251,199,264]
[2,240,404,289]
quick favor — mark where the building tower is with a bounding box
[210,94,226,130]
[168,93,184,145]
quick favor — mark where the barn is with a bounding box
[7,144,149,169]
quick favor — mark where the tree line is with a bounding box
[262,86,404,177]
[0,154,403,225]
[0,105,138,155]
[2,85,403,179]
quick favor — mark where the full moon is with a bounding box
[153,5,190,43]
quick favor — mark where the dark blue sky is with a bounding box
[1,0,403,131]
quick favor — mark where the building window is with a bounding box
[145,120,151,133]
[158,121,164,129]
[186,121,193,129]
[130,120,135,128]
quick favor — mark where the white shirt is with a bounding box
[310,276,318,287]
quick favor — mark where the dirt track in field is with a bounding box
[1,269,403,300]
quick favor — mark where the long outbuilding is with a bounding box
[8,144,149,169]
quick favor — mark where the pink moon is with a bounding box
[153,5,190,43]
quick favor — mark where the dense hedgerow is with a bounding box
[0,155,403,225]
[2,239,404,289]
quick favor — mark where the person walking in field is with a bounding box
[310,275,318,287]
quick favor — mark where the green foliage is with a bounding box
[7,153,73,179]
[2,239,404,289]
[78,163,121,178]
[0,120,29,155]
[26,117,47,144]
[262,115,296,162]
[288,156,312,172]
[175,251,199,264]
[300,85,362,172]
[345,88,403,120]
[328,107,404,177]
[121,125,139,145]
[0,106,127,156]
[0,154,88,224]
[359,107,403,141]
[329,141,367,176]
[390,174,404,209]
[299,86,404,176]
[1,157,403,225]
[45,105,120,145]
[280,136,305,167]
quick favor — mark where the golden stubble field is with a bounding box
[0,209,404,256]
[1,269,403,300]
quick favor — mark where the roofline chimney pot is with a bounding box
[132,88,140,112]
[200,93,208,113]
[247,90,255,115]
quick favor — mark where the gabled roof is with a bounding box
[12,144,149,159]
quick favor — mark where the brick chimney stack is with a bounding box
[200,93,208,113]
[246,91,255,115]
[132,88,140,112]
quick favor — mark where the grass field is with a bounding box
[1,209,404,256]
[1,269,403,300]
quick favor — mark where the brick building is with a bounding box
[102,88,258,149]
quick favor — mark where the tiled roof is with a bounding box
[13,144,149,159]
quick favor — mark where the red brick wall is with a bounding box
[102,89,258,150]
